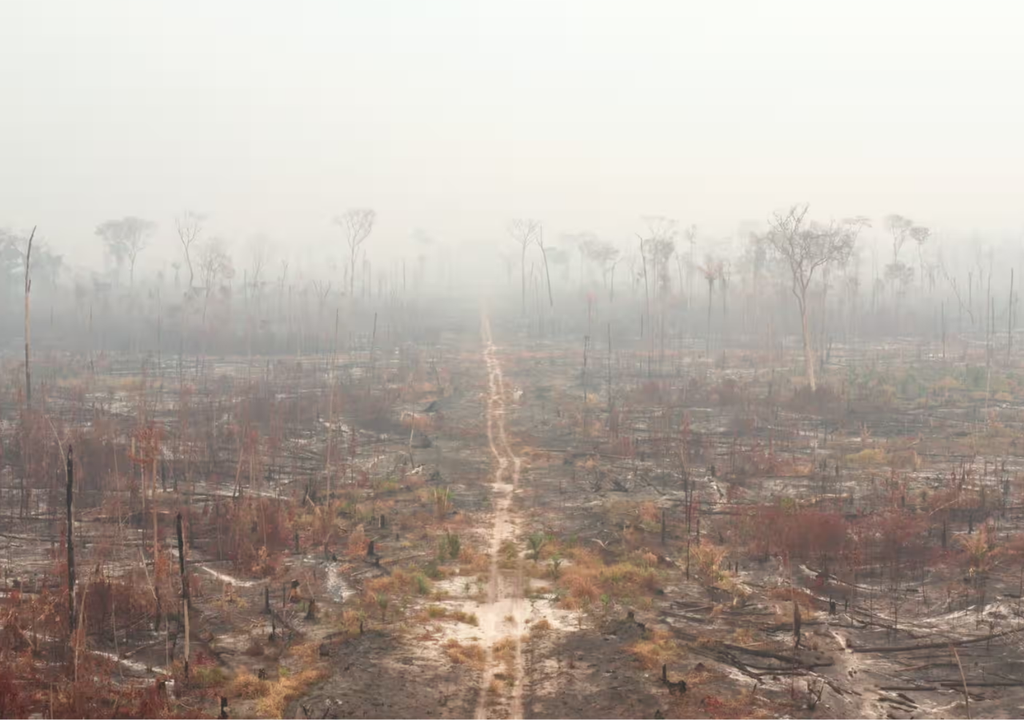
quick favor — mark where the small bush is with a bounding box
[845,448,887,466]
[413,573,432,595]
[629,629,678,671]
[191,665,227,688]
[228,670,270,699]
[255,669,328,719]
[531,617,552,634]
[444,639,486,668]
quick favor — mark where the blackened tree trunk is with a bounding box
[176,512,191,681]
[24,227,35,410]
[66,446,75,635]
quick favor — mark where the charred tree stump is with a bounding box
[661,664,686,694]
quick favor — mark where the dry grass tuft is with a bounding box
[531,617,552,634]
[255,668,329,719]
[227,669,270,699]
[444,639,486,668]
[628,628,678,671]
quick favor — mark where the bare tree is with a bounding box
[910,225,931,290]
[197,237,234,323]
[698,256,722,357]
[247,233,272,306]
[175,210,205,289]
[95,217,155,287]
[885,214,913,266]
[335,208,376,298]
[684,224,698,307]
[23,226,36,410]
[640,216,678,299]
[764,205,859,391]
[535,228,555,307]
[508,219,542,314]
[579,238,619,291]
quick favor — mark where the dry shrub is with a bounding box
[452,610,479,626]
[82,576,156,638]
[845,448,887,466]
[255,668,328,719]
[419,606,478,625]
[638,501,661,525]
[444,639,486,668]
[459,547,490,574]
[637,550,659,569]
[490,636,518,677]
[229,669,270,699]
[597,562,659,594]
[566,546,602,569]
[0,662,32,718]
[564,574,600,604]
[291,640,325,665]
[889,449,920,470]
[690,542,729,585]
[244,637,266,656]
[347,525,369,556]
[531,617,552,634]
[628,628,678,671]
[768,587,819,611]
[697,693,772,719]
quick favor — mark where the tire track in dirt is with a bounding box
[473,314,528,720]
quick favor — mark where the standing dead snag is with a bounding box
[535,228,554,307]
[335,208,376,298]
[66,445,75,636]
[175,210,204,289]
[176,512,191,682]
[24,226,35,410]
[951,645,970,719]
[793,600,802,649]
[762,205,861,391]
[508,219,542,315]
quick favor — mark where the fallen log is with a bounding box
[851,625,1024,653]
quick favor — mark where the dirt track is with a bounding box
[473,313,528,719]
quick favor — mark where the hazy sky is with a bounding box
[2,0,1023,273]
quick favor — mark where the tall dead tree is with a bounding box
[335,208,376,298]
[535,228,554,307]
[508,219,542,315]
[175,210,204,290]
[66,446,76,636]
[699,257,721,358]
[96,217,155,287]
[176,512,191,681]
[885,214,912,266]
[763,205,859,391]
[24,226,35,410]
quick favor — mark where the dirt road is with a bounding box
[472,314,529,719]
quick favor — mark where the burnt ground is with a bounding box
[5,306,1024,718]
